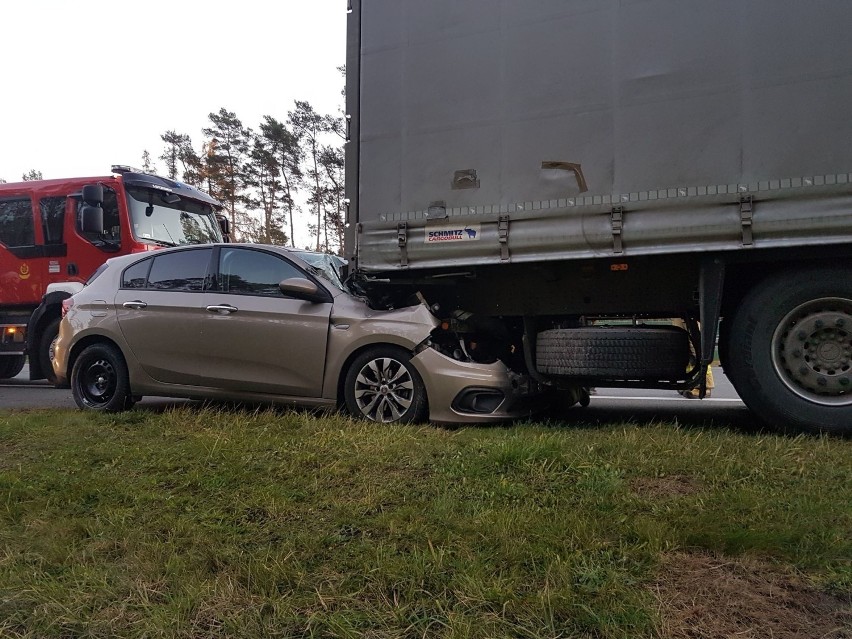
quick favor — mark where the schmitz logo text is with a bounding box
[425,224,480,243]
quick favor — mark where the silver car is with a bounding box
[53,244,540,424]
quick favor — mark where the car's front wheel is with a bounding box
[344,347,427,423]
[71,343,132,412]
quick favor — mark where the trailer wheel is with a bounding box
[536,327,689,379]
[344,347,427,424]
[0,355,25,380]
[71,343,131,412]
[38,317,61,385]
[726,268,852,435]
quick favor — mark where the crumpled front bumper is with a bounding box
[411,347,544,424]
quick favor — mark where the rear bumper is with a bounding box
[411,348,544,424]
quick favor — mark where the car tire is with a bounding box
[726,268,852,435]
[38,317,61,385]
[344,346,428,424]
[0,355,25,380]
[71,343,132,412]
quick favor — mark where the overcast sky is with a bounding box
[0,0,347,246]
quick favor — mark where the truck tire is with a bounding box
[536,327,689,379]
[71,343,132,412]
[344,346,427,423]
[726,268,852,435]
[38,317,61,385]
[0,355,25,380]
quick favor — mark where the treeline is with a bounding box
[144,100,345,252]
[0,99,346,253]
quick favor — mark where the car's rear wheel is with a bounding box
[344,347,427,423]
[71,343,131,412]
[0,355,25,380]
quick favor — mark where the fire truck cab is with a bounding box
[0,166,225,382]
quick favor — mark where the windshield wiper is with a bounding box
[143,237,177,247]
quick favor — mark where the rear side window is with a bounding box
[39,197,66,245]
[121,258,152,289]
[0,198,35,247]
[147,249,213,292]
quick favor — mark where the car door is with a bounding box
[196,246,333,397]
[114,248,214,385]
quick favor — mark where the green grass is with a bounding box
[0,407,849,637]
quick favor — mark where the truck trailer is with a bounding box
[343,0,852,435]
[0,167,225,383]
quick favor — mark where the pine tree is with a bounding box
[202,109,252,241]
[141,150,156,174]
[259,116,303,247]
[288,101,327,251]
[318,144,345,253]
[244,133,288,245]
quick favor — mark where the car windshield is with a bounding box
[290,250,346,291]
[125,186,222,246]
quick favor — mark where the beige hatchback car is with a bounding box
[54,244,540,424]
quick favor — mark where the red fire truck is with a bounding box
[0,166,226,382]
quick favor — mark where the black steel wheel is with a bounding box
[0,355,25,380]
[726,268,852,435]
[344,347,427,423]
[38,317,61,385]
[71,343,132,412]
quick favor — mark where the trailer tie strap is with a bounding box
[740,195,754,247]
[611,206,624,254]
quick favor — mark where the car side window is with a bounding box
[218,247,303,297]
[0,198,35,247]
[146,249,213,292]
[121,258,153,289]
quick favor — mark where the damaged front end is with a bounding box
[411,308,546,423]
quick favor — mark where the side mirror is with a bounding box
[216,214,230,242]
[82,184,104,205]
[80,205,104,234]
[279,277,327,302]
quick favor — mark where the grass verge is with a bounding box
[0,407,849,637]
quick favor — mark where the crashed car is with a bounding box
[53,244,541,423]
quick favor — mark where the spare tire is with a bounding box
[536,326,690,379]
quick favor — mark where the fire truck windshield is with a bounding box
[126,186,223,246]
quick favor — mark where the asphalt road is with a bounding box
[0,362,755,430]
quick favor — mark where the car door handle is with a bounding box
[206,304,239,315]
[122,300,147,309]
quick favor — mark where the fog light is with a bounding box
[452,388,505,414]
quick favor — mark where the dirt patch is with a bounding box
[630,475,702,499]
[651,552,852,639]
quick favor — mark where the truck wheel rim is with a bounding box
[353,357,414,422]
[771,297,852,406]
[80,358,117,406]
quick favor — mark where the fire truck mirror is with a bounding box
[81,205,104,234]
[82,184,104,205]
[217,214,230,242]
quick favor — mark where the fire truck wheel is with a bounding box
[38,318,61,385]
[71,343,132,412]
[0,355,25,380]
